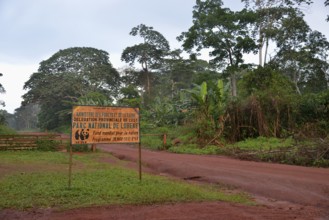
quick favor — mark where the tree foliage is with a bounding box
[185,79,226,144]
[178,0,257,96]
[226,67,297,140]
[0,110,7,126]
[159,51,218,99]
[13,2,329,147]
[241,0,313,66]
[271,28,329,94]
[297,90,329,136]
[121,24,170,96]
[23,47,119,130]
[13,104,40,130]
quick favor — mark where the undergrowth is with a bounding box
[225,137,329,167]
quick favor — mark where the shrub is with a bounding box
[231,136,294,151]
[0,125,16,135]
[297,90,329,138]
[225,137,329,167]
[36,140,60,151]
[141,135,163,150]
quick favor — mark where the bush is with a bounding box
[224,137,329,167]
[231,136,294,151]
[255,144,329,167]
[36,140,60,151]
[0,125,16,135]
[141,135,164,150]
[297,90,329,138]
[225,67,298,141]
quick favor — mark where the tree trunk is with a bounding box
[264,37,269,65]
[142,60,151,96]
[171,80,175,99]
[231,72,237,97]
[293,71,301,95]
[259,26,264,66]
[146,71,151,96]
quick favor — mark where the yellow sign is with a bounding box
[71,106,140,145]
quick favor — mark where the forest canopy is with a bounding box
[3,0,328,145]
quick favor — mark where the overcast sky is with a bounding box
[0,0,328,114]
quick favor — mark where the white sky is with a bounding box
[0,0,328,114]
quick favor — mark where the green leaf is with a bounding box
[217,80,223,98]
[200,82,207,103]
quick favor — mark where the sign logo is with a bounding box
[74,129,90,141]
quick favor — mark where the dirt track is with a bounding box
[99,144,329,219]
[1,143,329,220]
[98,144,329,208]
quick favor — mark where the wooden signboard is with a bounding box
[71,106,140,145]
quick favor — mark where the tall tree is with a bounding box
[35,47,120,96]
[271,21,329,94]
[13,104,40,130]
[23,47,119,130]
[241,0,313,66]
[121,24,170,96]
[160,50,217,99]
[178,0,257,97]
[269,9,310,94]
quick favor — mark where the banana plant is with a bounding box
[185,82,208,104]
[184,79,226,143]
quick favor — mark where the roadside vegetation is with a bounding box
[0,124,16,135]
[0,151,252,210]
[142,127,329,168]
[0,1,328,167]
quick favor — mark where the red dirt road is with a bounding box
[1,143,329,220]
[98,144,329,208]
[99,144,329,217]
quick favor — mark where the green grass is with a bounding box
[0,151,69,164]
[0,151,252,210]
[169,144,219,155]
[141,135,164,150]
[228,136,294,151]
[141,126,328,167]
[141,126,198,150]
[223,137,329,167]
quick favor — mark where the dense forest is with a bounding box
[1,0,329,152]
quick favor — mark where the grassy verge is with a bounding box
[141,135,164,150]
[141,126,197,150]
[159,128,329,167]
[0,151,252,210]
[169,144,219,155]
[228,136,294,151]
[224,137,329,167]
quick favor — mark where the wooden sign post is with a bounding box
[68,106,141,188]
[68,143,73,189]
